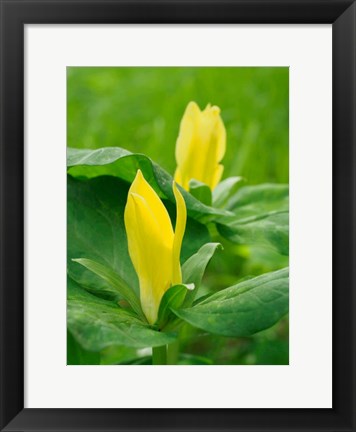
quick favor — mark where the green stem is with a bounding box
[152,345,167,365]
[167,340,180,365]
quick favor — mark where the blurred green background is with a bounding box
[67,67,289,365]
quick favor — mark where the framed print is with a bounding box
[0,0,355,431]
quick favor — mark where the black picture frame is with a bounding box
[1,0,355,431]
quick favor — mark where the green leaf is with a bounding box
[72,258,144,321]
[173,267,289,337]
[67,175,210,299]
[218,211,289,256]
[67,330,101,365]
[226,183,288,215]
[67,175,138,299]
[67,278,177,350]
[182,242,222,306]
[156,283,194,329]
[189,179,212,206]
[67,146,230,222]
[212,176,244,208]
[217,184,289,255]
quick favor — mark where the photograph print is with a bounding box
[67,67,289,366]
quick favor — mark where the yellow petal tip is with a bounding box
[135,169,143,179]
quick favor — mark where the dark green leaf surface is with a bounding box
[67,175,138,299]
[67,146,230,222]
[182,242,222,306]
[174,268,289,337]
[67,149,288,255]
[217,184,289,255]
[68,175,210,299]
[67,330,101,365]
[218,211,289,256]
[72,258,144,320]
[67,278,177,350]
[156,284,193,329]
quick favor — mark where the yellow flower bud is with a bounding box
[124,170,187,324]
[174,101,226,191]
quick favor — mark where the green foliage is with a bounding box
[156,284,193,329]
[174,268,289,337]
[212,176,244,208]
[67,278,177,350]
[67,67,289,365]
[67,175,139,300]
[67,146,228,222]
[67,174,210,299]
[67,67,289,184]
[188,179,212,206]
[68,148,288,255]
[217,184,289,255]
[182,242,222,306]
[67,331,100,365]
[72,258,144,320]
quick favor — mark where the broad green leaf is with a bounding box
[173,268,289,337]
[67,146,230,222]
[72,258,144,321]
[218,211,289,256]
[182,242,222,306]
[188,179,212,206]
[68,175,210,299]
[67,278,177,350]
[217,184,289,255]
[156,283,194,329]
[67,175,138,299]
[226,183,288,215]
[67,330,100,365]
[212,176,244,208]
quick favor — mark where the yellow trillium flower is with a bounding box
[174,101,226,191]
[124,169,187,324]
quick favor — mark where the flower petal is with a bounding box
[124,171,175,323]
[174,101,226,191]
[211,164,224,190]
[175,101,201,167]
[172,182,187,285]
[130,169,174,242]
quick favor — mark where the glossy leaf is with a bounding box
[67,175,138,299]
[226,183,288,214]
[217,184,289,255]
[173,268,289,337]
[67,278,177,350]
[156,283,194,329]
[67,146,230,222]
[67,175,210,299]
[182,242,222,306]
[72,258,144,320]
